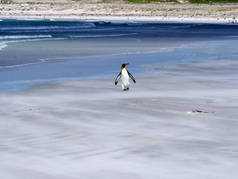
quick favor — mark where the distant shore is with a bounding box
[0,2,238,24]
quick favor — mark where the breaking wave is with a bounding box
[69,33,138,38]
[0,35,52,40]
[0,42,8,51]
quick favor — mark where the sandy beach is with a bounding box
[0,58,238,178]
[0,2,238,23]
[1,1,238,177]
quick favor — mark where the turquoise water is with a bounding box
[1,19,238,91]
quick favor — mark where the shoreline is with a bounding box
[1,26,238,93]
[1,15,238,24]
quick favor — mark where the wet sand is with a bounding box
[0,59,238,178]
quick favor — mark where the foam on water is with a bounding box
[16,18,43,21]
[69,33,138,38]
[0,35,52,40]
[0,58,47,69]
[0,24,96,31]
[0,42,8,51]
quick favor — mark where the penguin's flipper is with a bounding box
[114,72,121,85]
[128,71,136,83]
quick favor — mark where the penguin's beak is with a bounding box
[125,63,129,66]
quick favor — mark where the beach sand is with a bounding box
[0,58,237,178]
[1,0,238,177]
[1,2,238,24]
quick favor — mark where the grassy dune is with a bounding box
[126,0,178,3]
[188,0,238,3]
[126,0,238,3]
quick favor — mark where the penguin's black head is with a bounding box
[121,63,129,69]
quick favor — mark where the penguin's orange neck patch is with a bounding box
[122,68,126,71]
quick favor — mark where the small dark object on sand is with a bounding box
[192,110,209,113]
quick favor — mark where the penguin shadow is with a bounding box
[123,87,130,91]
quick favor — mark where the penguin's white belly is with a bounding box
[121,69,130,89]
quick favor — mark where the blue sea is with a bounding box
[1,19,238,91]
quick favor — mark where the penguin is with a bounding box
[114,63,136,91]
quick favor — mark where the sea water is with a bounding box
[0,19,238,91]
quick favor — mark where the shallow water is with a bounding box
[1,19,238,91]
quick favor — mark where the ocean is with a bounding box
[0,19,238,91]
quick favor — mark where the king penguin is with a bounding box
[114,63,136,91]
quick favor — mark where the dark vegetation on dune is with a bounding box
[126,0,177,2]
[126,0,238,2]
[0,0,13,3]
[72,0,238,3]
[188,0,238,3]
